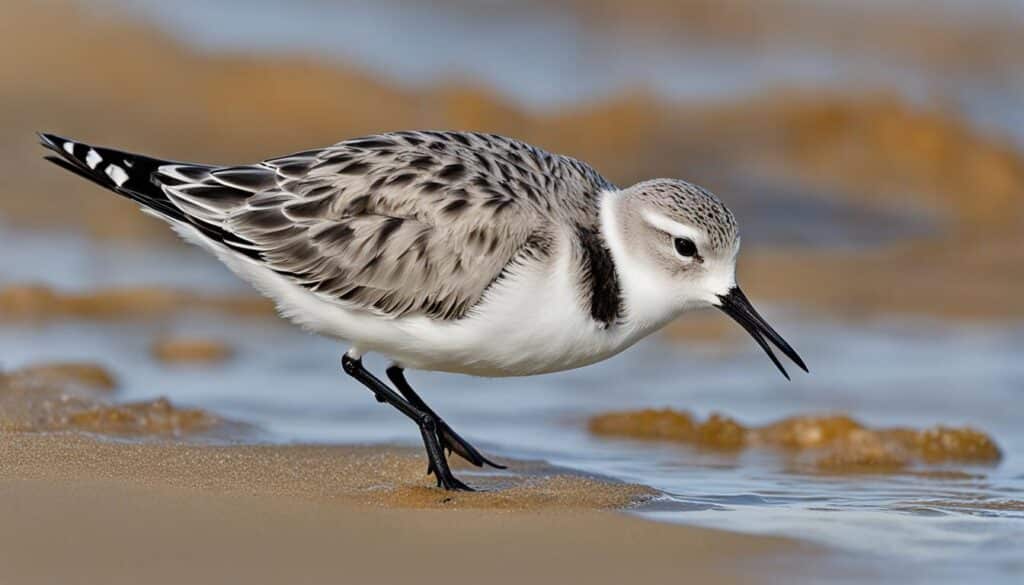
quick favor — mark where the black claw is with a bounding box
[436,469,473,492]
[447,477,473,492]
[439,425,507,470]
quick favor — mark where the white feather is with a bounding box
[643,210,705,246]
[105,164,129,187]
[600,190,693,330]
[85,149,102,169]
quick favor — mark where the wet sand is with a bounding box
[0,284,273,321]
[0,432,824,585]
[0,366,831,583]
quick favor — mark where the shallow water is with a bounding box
[1,228,1021,583]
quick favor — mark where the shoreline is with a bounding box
[0,431,834,584]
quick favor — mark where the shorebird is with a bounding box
[39,131,806,490]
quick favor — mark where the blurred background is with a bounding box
[1,0,1022,581]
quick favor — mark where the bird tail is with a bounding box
[37,132,189,222]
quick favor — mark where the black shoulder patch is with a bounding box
[575,225,622,327]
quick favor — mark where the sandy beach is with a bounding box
[0,364,833,584]
[0,432,828,585]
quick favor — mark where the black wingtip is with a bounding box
[38,132,80,161]
[42,154,71,169]
[38,132,61,150]
[42,155,110,189]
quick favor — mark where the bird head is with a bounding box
[602,179,807,378]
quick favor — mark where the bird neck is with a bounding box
[598,189,688,334]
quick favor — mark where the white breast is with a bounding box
[389,232,644,376]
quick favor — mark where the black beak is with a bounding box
[717,286,808,380]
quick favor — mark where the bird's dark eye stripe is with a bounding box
[673,237,697,257]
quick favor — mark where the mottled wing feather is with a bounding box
[154,131,611,320]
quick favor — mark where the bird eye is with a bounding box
[673,237,697,258]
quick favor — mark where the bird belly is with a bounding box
[385,246,643,376]
[187,225,648,377]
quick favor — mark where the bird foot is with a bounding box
[435,418,506,470]
[427,460,475,492]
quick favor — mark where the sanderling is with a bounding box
[39,130,806,490]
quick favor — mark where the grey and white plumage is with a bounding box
[158,131,617,324]
[39,130,806,489]
[38,129,800,371]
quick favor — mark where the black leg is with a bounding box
[386,366,506,470]
[341,354,472,491]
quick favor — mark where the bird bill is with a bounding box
[717,287,808,380]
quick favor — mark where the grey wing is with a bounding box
[154,132,566,320]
